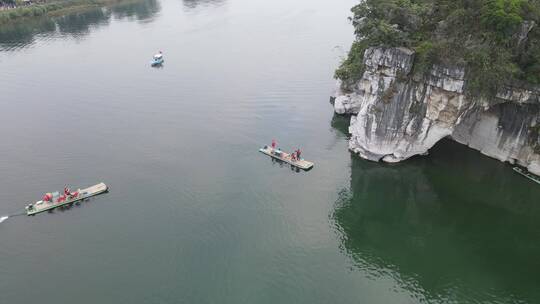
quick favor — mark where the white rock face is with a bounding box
[333,47,540,175]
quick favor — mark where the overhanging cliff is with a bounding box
[332,47,540,174]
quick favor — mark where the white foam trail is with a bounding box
[0,216,8,223]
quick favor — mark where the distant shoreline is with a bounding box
[0,0,140,24]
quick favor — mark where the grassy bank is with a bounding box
[0,0,127,24]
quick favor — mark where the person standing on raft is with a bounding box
[271,139,277,149]
[42,193,52,202]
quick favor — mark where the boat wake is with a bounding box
[0,211,26,224]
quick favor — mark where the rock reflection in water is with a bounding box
[333,139,540,303]
[330,113,350,138]
[111,0,160,22]
[0,17,56,50]
[0,0,160,50]
[56,8,111,37]
[182,0,226,10]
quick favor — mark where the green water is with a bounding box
[333,121,540,303]
[0,0,539,303]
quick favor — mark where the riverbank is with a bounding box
[0,0,136,24]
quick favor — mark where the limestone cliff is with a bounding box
[332,47,540,175]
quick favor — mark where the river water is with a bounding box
[1,0,539,303]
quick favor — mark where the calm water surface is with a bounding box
[1,0,539,303]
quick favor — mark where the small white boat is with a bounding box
[150,52,164,66]
[25,182,108,216]
[513,167,540,184]
[259,146,314,170]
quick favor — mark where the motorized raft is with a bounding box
[25,182,108,216]
[259,145,314,170]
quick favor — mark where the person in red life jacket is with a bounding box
[295,148,301,160]
[43,194,50,202]
[64,186,70,196]
[271,139,277,149]
[291,151,296,162]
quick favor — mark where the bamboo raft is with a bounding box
[513,167,540,185]
[259,146,314,170]
[25,182,108,216]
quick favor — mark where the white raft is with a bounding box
[25,182,108,216]
[259,146,314,170]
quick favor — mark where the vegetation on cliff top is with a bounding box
[336,0,540,98]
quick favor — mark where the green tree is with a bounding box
[336,0,540,99]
